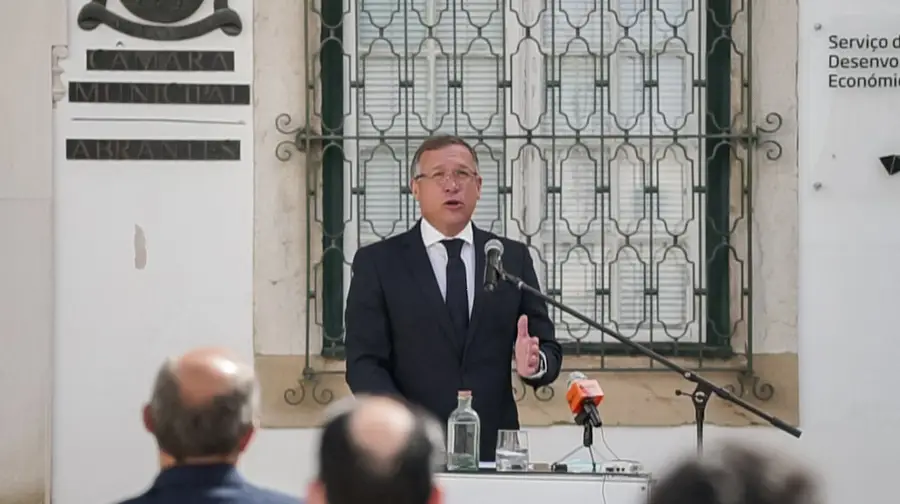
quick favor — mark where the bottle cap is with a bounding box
[458,390,472,397]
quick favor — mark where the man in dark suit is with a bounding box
[116,347,301,504]
[345,135,563,462]
[307,395,446,504]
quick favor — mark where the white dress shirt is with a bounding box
[419,218,546,379]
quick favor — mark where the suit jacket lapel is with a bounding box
[464,226,489,354]
[401,221,460,355]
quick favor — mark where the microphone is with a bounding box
[565,371,604,428]
[483,238,505,292]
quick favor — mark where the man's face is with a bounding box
[411,144,482,234]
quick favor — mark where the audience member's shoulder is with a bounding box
[110,484,301,504]
[111,495,145,504]
[249,484,304,504]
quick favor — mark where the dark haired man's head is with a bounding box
[308,396,444,504]
[142,347,257,467]
[649,443,818,504]
[409,135,482,237]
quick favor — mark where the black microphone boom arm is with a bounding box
[494,264,802,455]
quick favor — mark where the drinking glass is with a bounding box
[495,430,529,472]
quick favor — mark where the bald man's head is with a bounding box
[314,396,444,504]
[346,397,417,472]
[144,348,258,463]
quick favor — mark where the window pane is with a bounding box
[614,0,690,50]
[435,0,504,55]
[541,0,613,55]
[355,143,418,247]
[471,142,506,234]
[540,241,611,342]
[434,56,505,137]
[542,54,610,137]
[610,145,696,338]
[358,55,433,138]
[358,1,428,55]
[614,241,693,335]
[536,2,692,137]
[616,54,688,134]
[614,148,691,239]
[540,145,610,236]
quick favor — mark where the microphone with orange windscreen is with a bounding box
[565,371,604,428]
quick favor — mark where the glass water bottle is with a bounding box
[446,390,481,471]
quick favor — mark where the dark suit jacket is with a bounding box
[116,464,301,504]
[344,221,562,461]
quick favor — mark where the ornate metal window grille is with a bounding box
[280,0,780,371]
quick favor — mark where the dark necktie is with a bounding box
[442,238,469,341]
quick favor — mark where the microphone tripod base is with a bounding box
[553,423,605,473]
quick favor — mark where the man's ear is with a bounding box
[142,404,154,434]
[428,483,445,504]
[410,178,420,200]
[306,480,327,504]
[236,426,256,453]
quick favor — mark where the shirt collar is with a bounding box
[420,218,474,249]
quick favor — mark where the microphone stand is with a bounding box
[556,421,603,473]
[496,267,802,456]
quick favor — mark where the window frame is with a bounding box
[315,0,735,359]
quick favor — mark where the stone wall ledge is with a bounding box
[256,353,799,429]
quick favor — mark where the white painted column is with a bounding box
[0,0,65,502]
[252,0,316,356]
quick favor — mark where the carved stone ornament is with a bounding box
[76,0,242,41]
[51,45,70,106]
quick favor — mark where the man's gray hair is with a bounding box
[649,443,819,504]
[148,359,257,461]
[409,134,480,179]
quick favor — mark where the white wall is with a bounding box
[797,0,900,502]
[1,0,896,503]
[51,0,254,502]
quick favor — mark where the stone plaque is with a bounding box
[86,50,235,72]
[68,82,250,105]
[66,139,241,161]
